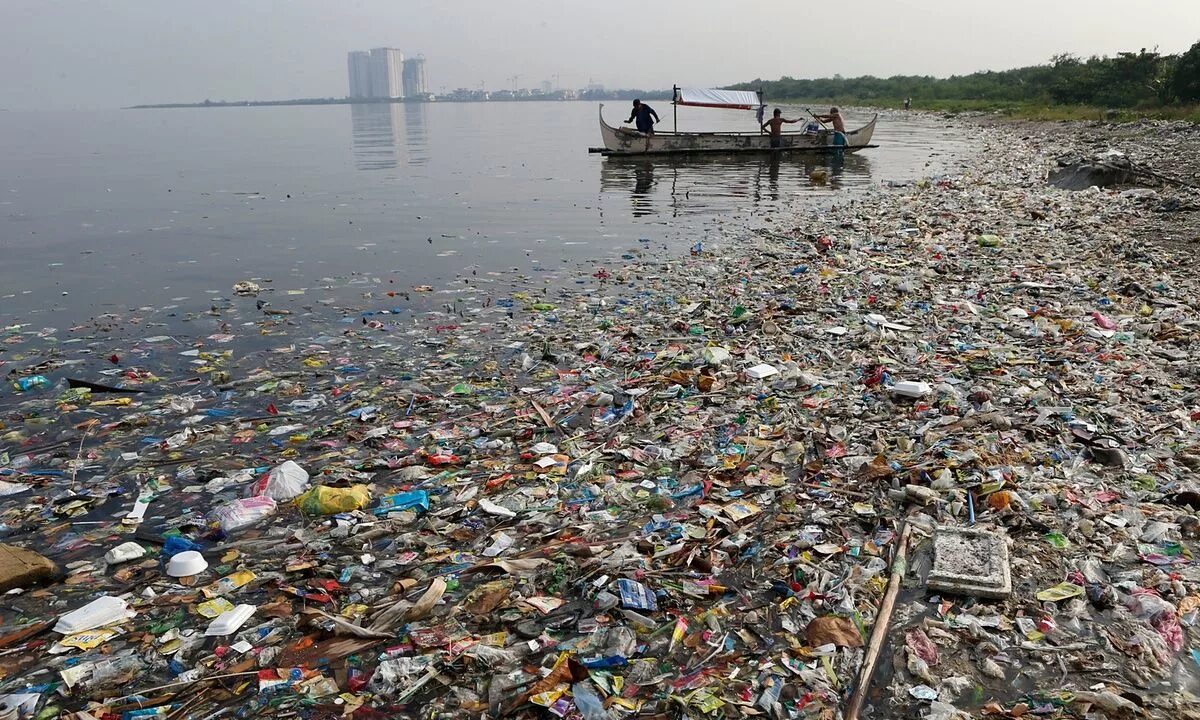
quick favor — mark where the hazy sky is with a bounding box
[3,0,1198,109]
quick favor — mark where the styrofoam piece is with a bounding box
[104,542,146,565]
[927,526,1012,599]
[53,595,129,634]
[701,347,731,365]
[165,550,209,577]
[745,364,779,379]
[478,498,517,518]
[863,313,913,331]
[891,381,932,398]
[205,604,256,636]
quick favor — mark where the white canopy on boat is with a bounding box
[675,87,764,110]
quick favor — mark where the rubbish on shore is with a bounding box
[2,115,1200,718]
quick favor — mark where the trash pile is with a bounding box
[2,120,1200,720]
[1030,118,1200,246]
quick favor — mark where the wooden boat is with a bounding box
[597,87,878,156]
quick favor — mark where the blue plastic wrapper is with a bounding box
[374,490,430,515]
[161,535,203,558]
[618,578,657,611]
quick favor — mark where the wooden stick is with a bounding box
[1132,164,1200,190]
[800,482,871,500]
[805,108,829,129]
[96,671,258,704]
[845,522,912,720]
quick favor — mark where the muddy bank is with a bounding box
[983,116,1200,247]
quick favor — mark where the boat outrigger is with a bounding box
[596,86,878,156]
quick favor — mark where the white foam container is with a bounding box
[53,595,129,634]
[205,604,256,636]
[165,550,209,577]
[745,364,779,379]
[891,381,933,398]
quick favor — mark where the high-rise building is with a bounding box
[346,51,371,99]
[402,56,428,98]
[369,48,404,99]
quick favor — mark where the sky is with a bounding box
[2,0,1198,109]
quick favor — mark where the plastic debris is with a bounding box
[1,115,1200,719]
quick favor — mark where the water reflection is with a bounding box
[349,103,430,170]
[403,103,429,166]
[599,152,872,217]
[350,103,403,170]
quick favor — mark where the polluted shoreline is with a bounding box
[1,118,1200,719]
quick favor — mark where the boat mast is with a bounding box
[673,85,679,133]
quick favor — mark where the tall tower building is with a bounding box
[346,51,371,99]
[369,48,404,99]
[402,56,428,98]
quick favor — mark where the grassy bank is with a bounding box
[777,98,1200,122]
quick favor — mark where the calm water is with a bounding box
[0,102,972,326]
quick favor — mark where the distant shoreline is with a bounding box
[125,94,670,110]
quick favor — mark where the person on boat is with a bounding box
[626,99,660,135]
[760,108,802,149]
[815,107,848,147]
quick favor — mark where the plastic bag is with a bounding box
[295,485,371,515]
[1035,582,1085,603]
[14,375,50,392]
[249,460,310,501]
[209,496,277,532]
[161,535,204,558]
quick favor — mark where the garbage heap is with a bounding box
[2,122,1200,719]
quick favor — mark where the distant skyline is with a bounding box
[2,0,1198,110]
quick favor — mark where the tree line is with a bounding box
[729,41,1200,108]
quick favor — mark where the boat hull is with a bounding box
[598,105,877,156]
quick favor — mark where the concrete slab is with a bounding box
[927,525,1012,599]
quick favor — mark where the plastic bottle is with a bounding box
[620,609,657,632]
[571,682,610,720]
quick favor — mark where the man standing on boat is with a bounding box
[815,107,848,147]
[626,99,660,135]
[761,108,802,149]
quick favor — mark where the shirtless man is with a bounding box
[814,107,848,146]
[760,108,801,149]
